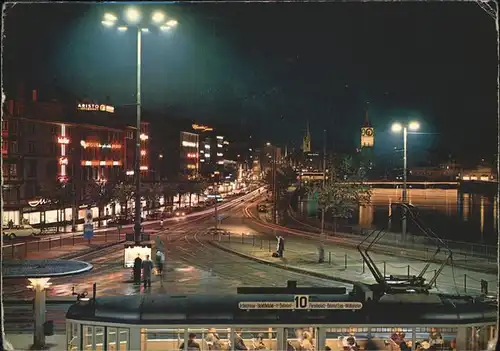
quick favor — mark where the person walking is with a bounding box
[155,250,165,277]
[141,255,154,288]
[133,255,142,285]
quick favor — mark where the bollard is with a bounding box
[260,238,263,249]
[252,235,255,246]
[344,254,347,270]
[407,265,410,279]
[228,232,231,242]
[241,233,244,244]
[328,252,331,264]
[425,247,428,260]
[434,270,437,287]
[362,260,365,274]
[383,261,386,277]
[268,240,271,252]
[60,236,62,247]
[464,274,467,293]
[72,234,75,246]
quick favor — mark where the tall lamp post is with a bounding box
[391,121,420,240]
[102,8,177,244]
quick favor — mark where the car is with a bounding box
[174,210,186,218]
[2,224,40,239]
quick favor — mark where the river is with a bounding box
[298,188,498,245]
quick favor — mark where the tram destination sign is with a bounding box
[238,295,363,310]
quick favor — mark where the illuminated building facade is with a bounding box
[1,95,149,226]
[180,131,199,179]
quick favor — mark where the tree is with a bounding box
[39,180,74,233]
[192,181,208,203]
[162,182,177,207]
[308,155,372,227]
[85,181,114,227]
[176,182,188,208]
[111,182,135,216]
[307,155,372,262]
[143,182,163,209]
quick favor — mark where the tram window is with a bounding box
[119,328,129,351]
[413,327,456,350]
[67,323,79,351]
[142,328,184,351]
[108,327,118,351]
[94,326,105,350]
[285,328,316,351]
[188,328,231,351]
[238,328,277,351]
[83,325,94,351]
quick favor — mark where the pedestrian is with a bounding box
[277,235,285,257]
[141,254,154,288]
[133,255,142,285]
[155,250,165,276]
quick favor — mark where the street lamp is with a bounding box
[102,8,177,244]
[391,120,420,240]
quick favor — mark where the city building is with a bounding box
[180,131,200,179]
[1,94,150,226]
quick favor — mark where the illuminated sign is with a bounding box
[217,153,223,157]
[238,296,363,310]
[141,150,146,156]
[187,153,198,158]
[140,166,148,171]
[182,141,198,148]
[59,157,68,165]
[28,198,50,207]
[77,103,115,113]
[81,160,122,166]
[57,137,70,144]
[187,164,196,169]
[216,136,223,140]
[192,124,214,132]
[80,140,122,149]
[140,134,149,141]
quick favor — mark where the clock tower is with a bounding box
[360,110,374,148]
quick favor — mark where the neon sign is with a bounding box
[182,141,198,148]
[28,198,50,207]
[57,137,70,144]
[80,140,122,149]
[77,103,115,113]
[192,123,214,132]
[81,160,122,166]
[187,153,198,158]
[59,157,68,165]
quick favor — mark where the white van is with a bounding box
[2,224,41,239]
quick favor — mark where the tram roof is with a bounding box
[66,294,497,326]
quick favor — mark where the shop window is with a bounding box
[11,120,18,134]
[142,328,184,351]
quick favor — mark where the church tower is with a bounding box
[303,121,311,153]
[360,110,374,148]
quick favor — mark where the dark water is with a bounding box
[298,189,498,245]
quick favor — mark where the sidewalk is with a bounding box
[210,233,498,297]
[247,207,497,275]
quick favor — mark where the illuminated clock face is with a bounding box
[365,128,374,137]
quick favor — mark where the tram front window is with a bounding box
[286,328,316,351]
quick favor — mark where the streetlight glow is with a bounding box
[160,25,172,32]
[141,28,150,33]
[126,7,141,23]
[409,121,420,131]
[117,26,128,32]
[104,13,117,22]
[152,11,165,23]
[166,19,178,27]
[101,20,115,27]
[391,123,403,133]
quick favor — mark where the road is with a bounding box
[3,189,346,332]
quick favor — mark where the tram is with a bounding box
[66,282,497,351]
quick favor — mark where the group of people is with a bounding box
[132,250,165,288]
[178,328,258,350]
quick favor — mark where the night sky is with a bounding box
[3,2,498,166]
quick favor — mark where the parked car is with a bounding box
[2,224,41,239]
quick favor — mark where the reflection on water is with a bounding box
[301,189,498,244]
